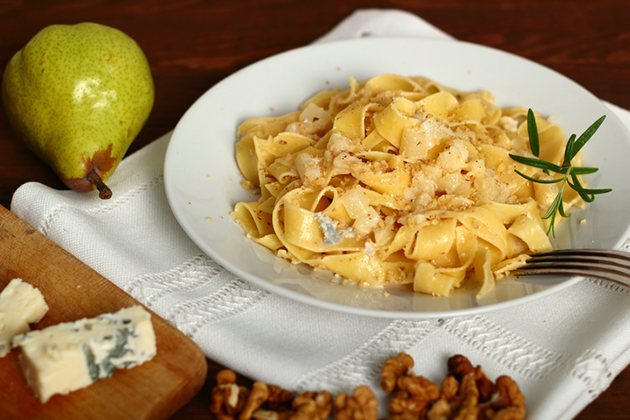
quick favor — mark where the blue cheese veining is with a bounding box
[0,278,49,357]
[11,305,156,403]
[313,212,355,245]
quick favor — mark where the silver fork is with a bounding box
[511,249,630,287]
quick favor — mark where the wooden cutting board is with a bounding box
[0,205,207,419]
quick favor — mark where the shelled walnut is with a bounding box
[208,354,525,420]
[381,352,415,393]
[292,390,334,420]
[210,370,251,420]
[334,385,378,420]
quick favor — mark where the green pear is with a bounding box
[1,22,154,199]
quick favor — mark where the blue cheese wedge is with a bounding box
[11,305,156,403]
[0,278,49,357]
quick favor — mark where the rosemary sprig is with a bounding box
[509,109,611,237]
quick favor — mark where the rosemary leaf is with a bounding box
[557,193,570,218]
[509,154,564,172]
[513,169,563,184]
[543,188,565,220]
[563,134,576,167]
[568,115,606,161]
[566,172,594,202]
[568,180,612,196]
[544,187,568,236]
[527,109,540,157]
[572,167,599,175]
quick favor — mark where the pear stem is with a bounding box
[86,168,112,199]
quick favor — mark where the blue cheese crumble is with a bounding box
[313,212,355,245]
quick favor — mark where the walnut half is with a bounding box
[334,385,378,420]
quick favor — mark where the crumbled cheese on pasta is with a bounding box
[313,212,342,244]
[499,116,518,132]
[314,212,356,245]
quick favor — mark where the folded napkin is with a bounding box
[11,9,630,419]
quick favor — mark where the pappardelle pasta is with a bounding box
[231,74,586,297]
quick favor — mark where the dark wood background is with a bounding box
[1,1,629,418]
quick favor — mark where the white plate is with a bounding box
[164,37,630,318]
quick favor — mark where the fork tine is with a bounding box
[531,248,630,262]
[527,249,630,270]
[512,249,630,287]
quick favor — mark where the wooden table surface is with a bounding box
[1,1,629,418]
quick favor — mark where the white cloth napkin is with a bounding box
[11,9,630,419]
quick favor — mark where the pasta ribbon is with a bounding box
[232,74,579,297]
